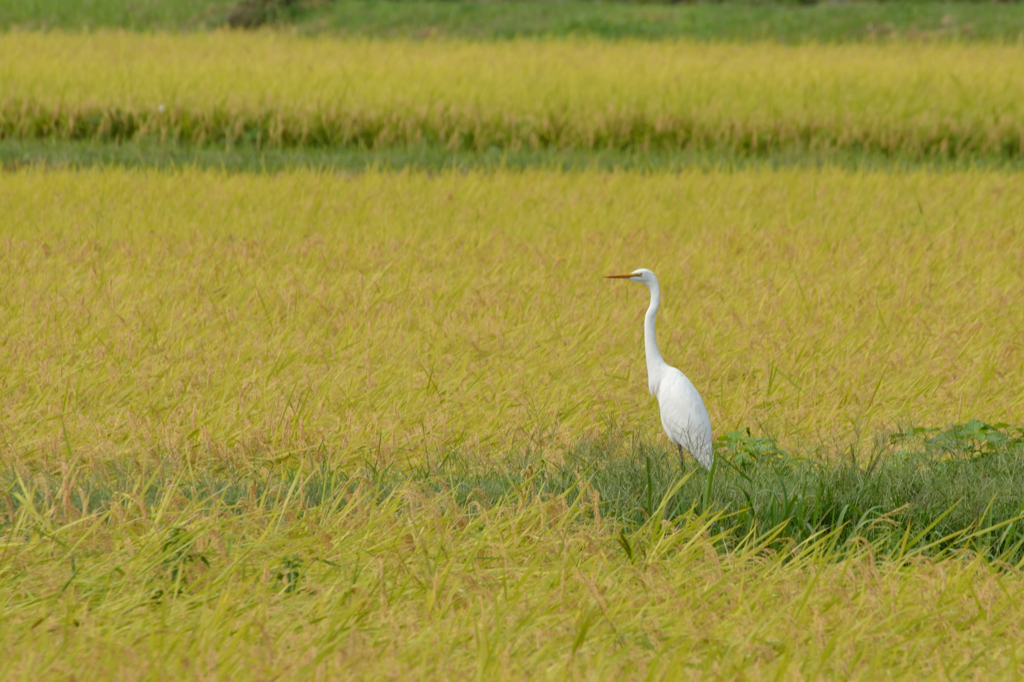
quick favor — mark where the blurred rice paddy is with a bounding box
[3,33,1024,159]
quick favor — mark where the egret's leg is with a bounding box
[677,443,687,474]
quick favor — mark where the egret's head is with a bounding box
[606,268,656,285]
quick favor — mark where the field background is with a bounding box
[3,1,1024,680]
[3,168,1023,465]
[4,33,1024,161]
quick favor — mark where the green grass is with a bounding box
[12,423,1024,562]
[8,138,1024,174]
[3,0,1024,43]
[0,0,236,30]
[290,1,1024,43]
[4,427,1024,677]
[8,449,1024,679]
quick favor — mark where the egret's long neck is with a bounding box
[644,280,667,394]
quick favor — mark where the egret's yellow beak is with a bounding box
[605,273,635,279]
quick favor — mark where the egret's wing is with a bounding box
[657,369,714,469]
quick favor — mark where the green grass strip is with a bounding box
[8,139,1024,174]
[7,425,1024,563]
[5,0,1024,43]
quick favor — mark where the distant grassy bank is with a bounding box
[271,1,1024,43]
[3,0,1024,43]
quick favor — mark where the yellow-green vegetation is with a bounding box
[4,476,1024,679]
[2,32,1024,157]
[4,28,1024,678]
[3,167,1022,467]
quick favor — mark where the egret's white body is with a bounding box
[608,269,713,471]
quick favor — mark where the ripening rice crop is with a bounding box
[3,477,1024,680]
[1,31,1024,157]
[1,167,1022,467]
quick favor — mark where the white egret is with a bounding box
[607,269,714,471]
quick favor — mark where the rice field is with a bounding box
[3,25,1024,680]
[3,468,1023,680]
[3,167,1023,468]
[2,32,1024,157]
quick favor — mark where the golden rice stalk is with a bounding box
[1,32,1023,156]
